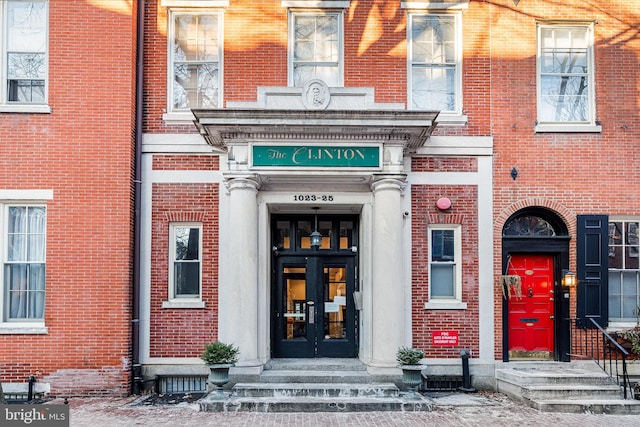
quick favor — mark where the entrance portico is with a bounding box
[192,83,438,373]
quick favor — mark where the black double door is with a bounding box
[272,255,357,358]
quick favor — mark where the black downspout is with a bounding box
[132,0,145,395]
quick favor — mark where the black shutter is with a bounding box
[576,215,609,328]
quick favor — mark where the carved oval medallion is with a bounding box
[302,79,330,110]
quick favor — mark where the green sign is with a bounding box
[252,145,380,168]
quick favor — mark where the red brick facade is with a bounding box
[0,1,137,396]
[3,0,639,396]
[149,181,219,358]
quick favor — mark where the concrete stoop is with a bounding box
[496,361,640,414]
[199,358,434,412]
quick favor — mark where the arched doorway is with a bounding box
[501,208,571,362]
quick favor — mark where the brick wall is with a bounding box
[490,0,640,357]
[141,0,640,364]
[411,184,480,357]
[149,173,220,358]
[0,1,136,396]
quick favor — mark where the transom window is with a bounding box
[168,10,222,112]
[536,23,598,131]
[608,219,640,322]
[408,13,461,115]
[0,0,49,112]
[289,11,343,87]
[273,216,356,253]
[503,215,557,237]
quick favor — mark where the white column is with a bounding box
[369,174,406,370]
[219,174,261,367]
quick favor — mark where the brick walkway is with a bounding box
[60,392,640,427]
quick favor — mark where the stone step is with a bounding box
[264,358,367,372]
[496,367,615,387]
[495,362,640,414]
[258,369,374,383]
[232,382,400,398]
[518,383,626,401]
[533,399,640,415]
[199,394,434,413]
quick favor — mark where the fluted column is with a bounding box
[369,174,407,369]
[219,174,261,366]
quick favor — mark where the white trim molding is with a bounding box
[401,2,469,10]
[161,0,229,7]
[282,1,350,9]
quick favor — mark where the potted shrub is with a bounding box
[614,326,640,355]
[201,341,239,397]
[396,346,425,398]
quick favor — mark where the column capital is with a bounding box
[370,174,407,193]
[223,174,262,192]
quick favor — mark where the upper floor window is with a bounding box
[0,0,49,113]
[168,10,222,112]
[608,219,640,323]
[536,23,599,132]
[408,13,462,115]
[2,205,46,323]
[289,11,343,87]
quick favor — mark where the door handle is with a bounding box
[307,301,315,324]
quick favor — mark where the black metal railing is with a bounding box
[568,317,632,399]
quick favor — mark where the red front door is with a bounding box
[507,254,555,360]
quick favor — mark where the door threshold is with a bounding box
[508,351,553,361]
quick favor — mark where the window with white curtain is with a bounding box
[0,0,49,112]
[3,205,46,322]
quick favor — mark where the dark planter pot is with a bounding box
[611,332,640,361]
[401,365,424,399]
[207,364,234,398]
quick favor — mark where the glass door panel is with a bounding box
[316,257,357,358]
[323,266,346,340]
[273,259,314,358]
[285,267,306,339]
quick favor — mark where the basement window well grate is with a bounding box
[424,376,466,392]
[155,375,207,394]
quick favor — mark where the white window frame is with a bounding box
[0,190,52,334]
[403,1,467,125]
[424,224,466,310]
[287,8,345,88]
[163,222,205,309]
[608,217,640,328]
[535,21,600,133]
[162,2,225,123]
[0,0,50,113]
